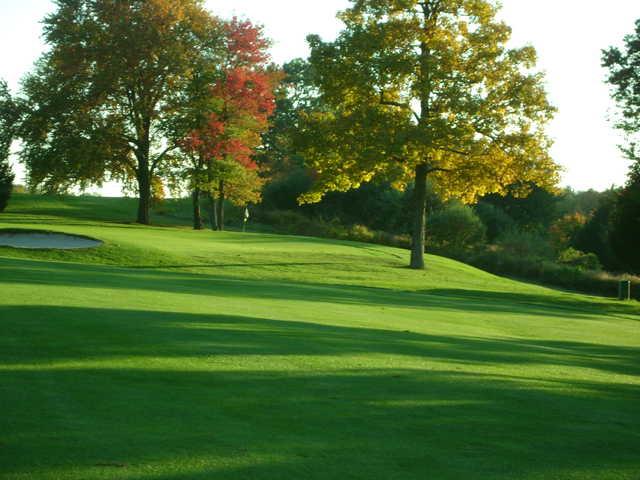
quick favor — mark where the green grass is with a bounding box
[1,194,639,479]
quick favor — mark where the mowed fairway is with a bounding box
[1,196,639,479]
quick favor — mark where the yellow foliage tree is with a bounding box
[297,0,560,269]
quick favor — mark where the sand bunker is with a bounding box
[0,230,103,250]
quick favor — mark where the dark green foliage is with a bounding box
[556,188,606,217]
[427,202,486,253]
[573,191,620,270]
[558,248,602,271]
[317,182,414,233]
[610,175,640,272]
[256,59,316,175]
[0,80,17,212]
[602,19,640,163]
[602,19,640,273]
[255,209,411,249]
[0,80,18,160]
[262,176,419,234]
[496,230,555,260]
[463,249,639,299]
[474,202,515,242]
[481,184,558,233]
[261,168,314,211]
[0,158,14,212]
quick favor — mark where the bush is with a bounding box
[558,248,602,271]
[496,230,554,260]
[0,159,14,212]
[255,209,412,249]
[458,248,640,299]
[427,202,486,253]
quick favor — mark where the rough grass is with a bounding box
[0,194,639,480]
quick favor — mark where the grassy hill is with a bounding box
[1,194,639,479]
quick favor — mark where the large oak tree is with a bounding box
[19,0,221,224]
[297,0,559,269]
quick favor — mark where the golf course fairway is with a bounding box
[1,195,639,479]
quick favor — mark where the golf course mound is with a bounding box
[0,229,102,250]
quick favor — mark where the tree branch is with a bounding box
[435,145,472,156]
[426,166,452,174]
[151,144,177,172]
[379,91,421,123]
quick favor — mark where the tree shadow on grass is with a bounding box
[0,307,639,479]
[2,257,639,322]
[2,305,639,381]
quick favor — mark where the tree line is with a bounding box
[0,0,639,274]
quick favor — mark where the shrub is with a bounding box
[428,202,486,253]
[459,248,640,299]
[558,247,602,271]
[496,230,554,260]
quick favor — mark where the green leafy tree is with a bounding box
[603,19,640,272]
[0,160,14,213]
[573,190,619,270]
[296,0,559,269]
[18,0,221,224]
[481,183,559,233]
[0,80,18,212]
[603,19,640,165]
[610,174,640,272]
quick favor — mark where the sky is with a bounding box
[1,0,639,195]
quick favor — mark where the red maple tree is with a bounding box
[182,17,279,230]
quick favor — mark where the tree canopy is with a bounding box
[18,0,222,224]
[603,19,640,166]
[603,18,640,272]
[179,18,278,230]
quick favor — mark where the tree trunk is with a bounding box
[207,194,217,231]
[192,187,203,230]
[217,179,225,231]
[135,120,152,225]
[136,159,151,225]
[410,163,429,269]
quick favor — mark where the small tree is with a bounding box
[297,0,559,269]
[428,202,486,253]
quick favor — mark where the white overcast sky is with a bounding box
[1,0,639,194]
